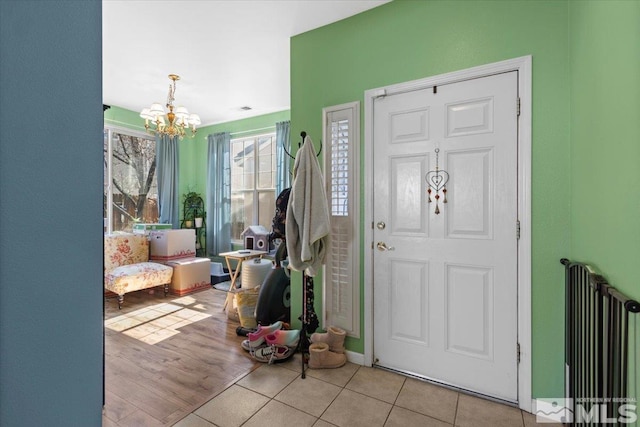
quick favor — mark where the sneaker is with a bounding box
[253,344,294,364]
[265,329,300,348]
[241,321,283,351]
[241,339,267,352]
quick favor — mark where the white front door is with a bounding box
[372,71,519,401]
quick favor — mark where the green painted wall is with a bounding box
[291,0,571,399]
[569,0,640,407]
[104,107,290,209]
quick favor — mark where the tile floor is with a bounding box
[172,354,561,427]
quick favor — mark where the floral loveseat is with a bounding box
[104,233,173,309]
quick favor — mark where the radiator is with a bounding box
[561,258,640,425]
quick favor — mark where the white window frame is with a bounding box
[322,101,361,338]
[104,126,158,234]
[229,133,277,244]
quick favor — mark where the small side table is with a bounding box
[219,250,267,310]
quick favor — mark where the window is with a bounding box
[323,102,360,338]
[230,134,276,242]
[103,128,159,233]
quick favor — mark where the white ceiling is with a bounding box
[103,0,390,126]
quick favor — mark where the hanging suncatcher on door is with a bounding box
[425,148,449,214]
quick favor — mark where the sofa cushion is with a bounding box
[105,262,173,296]
[104,233,150,271]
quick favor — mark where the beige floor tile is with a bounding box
[279,352,305,372]
[116,409,164,427]
[394,378,458,424]
[275,376,342,417]
[522,410,563,427]
[385,406,453,426]
[243,400,317,427]
[236,363,299,398]
[321,389,392,427]
[173,413,217,427]
[345,366,405,404]
[455,393,523,427]
[313,420,338,427]
[194,385,269,427]
[304,361,360,387]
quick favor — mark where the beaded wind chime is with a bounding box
[425,148,449,214]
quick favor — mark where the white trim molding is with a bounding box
[363,55,533,411]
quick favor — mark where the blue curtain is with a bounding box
[156,134,180,228]
[206,132,231,256]
[275,120,291,196]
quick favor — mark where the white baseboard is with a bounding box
[345,350,365,366]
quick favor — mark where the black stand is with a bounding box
[292,130,322,379]
[297,131,309,379]
[300,271,310,378]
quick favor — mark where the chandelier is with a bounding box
[139,74,201,138]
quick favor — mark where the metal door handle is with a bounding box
[377,241,395,251]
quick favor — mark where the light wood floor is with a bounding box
[103,287,259,426]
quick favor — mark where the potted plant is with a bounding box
[184,211,194,228]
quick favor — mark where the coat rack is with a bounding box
[283,130,322,160]
[290,130,322,379]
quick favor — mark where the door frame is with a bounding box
[363,55,532,411]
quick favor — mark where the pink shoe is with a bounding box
[265,329,300,348]
[241,321,283,351]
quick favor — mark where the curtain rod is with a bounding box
[230,125,276,136]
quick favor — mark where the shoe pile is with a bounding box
[241,321,299,364]
[308,326,347,369]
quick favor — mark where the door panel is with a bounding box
[372,72,518,402]
[445,264,494,360]
[389,259,429,344]
[446,97,494,137]
[446,148,493,239]
[390,155,429,235]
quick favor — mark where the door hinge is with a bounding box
[517,97,521,117]
[516,220,521,240]
[517,342,521,364]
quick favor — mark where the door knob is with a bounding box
[377,241,395,251]
[376,221,386,230]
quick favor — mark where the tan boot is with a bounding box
[310,326,346,353]
[308,342,346,369]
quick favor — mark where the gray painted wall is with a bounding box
[0,1,103,425]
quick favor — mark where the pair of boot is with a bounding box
[308,326,346,369]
